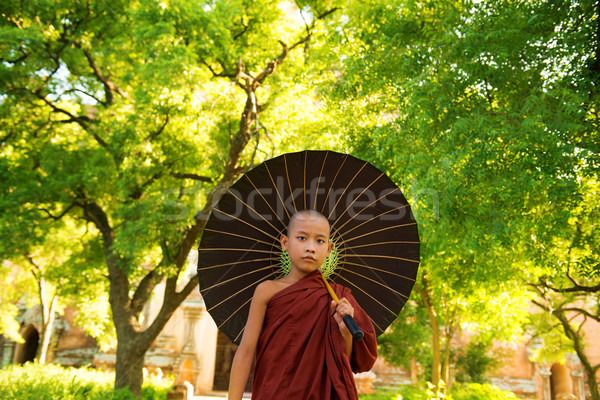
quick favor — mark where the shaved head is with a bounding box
[287,209,330,235]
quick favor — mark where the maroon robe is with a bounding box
[251,270,378,399]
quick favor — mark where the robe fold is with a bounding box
[251,270,378,399]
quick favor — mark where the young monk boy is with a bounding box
[228,209,378,399]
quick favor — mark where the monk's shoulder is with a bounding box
[254,280,289,304]
[331,282,351,296]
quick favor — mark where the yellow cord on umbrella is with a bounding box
[321,273,339,302]
[321,272,364,340]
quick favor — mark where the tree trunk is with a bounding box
[28,261,58,365]
[114,338,146,398]
[416,277,442,399]
[37,295,57,364]
[441,339,451,394]
[554,309,600,400]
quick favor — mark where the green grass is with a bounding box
[359,383,523,400]
[0,363,173,400]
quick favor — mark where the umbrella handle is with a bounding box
[321,273,365,341]
[343,315,365,341]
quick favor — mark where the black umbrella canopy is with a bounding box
[198,150,420,344]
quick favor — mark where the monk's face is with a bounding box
[281,214,333,275]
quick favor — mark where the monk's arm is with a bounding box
[228,283,270,400]
[346,293,378,373]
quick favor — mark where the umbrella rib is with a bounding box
[331,273,398,318]
[327,161,369,221]
[265,162,292,220]
[235,327,245,343]
[303,151,307,210]
[334,188,403,233]
[228,188,282,234]
[370,318,384,335]
[200,265,275,294]
[330,172,385,230]
[213,208,279,242]
[337,267,409,300]
[201,248,279,255]
[337,202,408,238]
[313,151,329,210]
[344,241,421,250]
[208,271,277,313]
[284,154,298,213]
[319,154,349,215]
[341,253,419,264]
[339,222,418,246]
[198,257,278,270]
[244,175,286,231]
[202,228,274,248]
[340,260,416,281]
[219,298,252,330]
[338,205,410,243]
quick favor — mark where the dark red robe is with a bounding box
[251,270,378,399]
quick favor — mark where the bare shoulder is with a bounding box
[254,279,292,305]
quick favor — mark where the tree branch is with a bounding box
[130,266,164,317]
[171,172,213,182]
[79,47,129,104]
[543,278,600,294]
[130,170,165,200]
[38,203,76,221]
[63,88,106,106]
[79,200,132,331]
[0,129,16,144]
[33,91,111,150]
[531,298,550,312]
[316,7,339,21]
[25,255,42,280]
[141,272,199,346]
[201,60,237,79]
[175,273,199,303]
[562,307,600,323]
[232,13,249,40]
[147,114,169,141]
[0,48,29,64]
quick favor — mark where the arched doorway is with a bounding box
[212,331,253,391]
[13,325,39,364]
[180,359,194,385]
[550,363,574,400]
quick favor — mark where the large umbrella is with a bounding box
[197,150,420,344]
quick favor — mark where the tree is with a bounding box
[318,0,599,397]
[528,177,600,399]
[1,0,341,396]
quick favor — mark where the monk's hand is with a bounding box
[331,298,354,356]
[331,298,354,332]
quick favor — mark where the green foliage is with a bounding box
[1,0,346,393]
[360,383,521,400]
[378,296,431,372]
[0,363,172,400]
[0,0,344,336]
[450,383,521,400]
[317,0,599,388]
[453,341,500,384]
[360,386,427,400]
[525,308,574,365]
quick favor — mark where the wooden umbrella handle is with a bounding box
[321,273,364,341]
